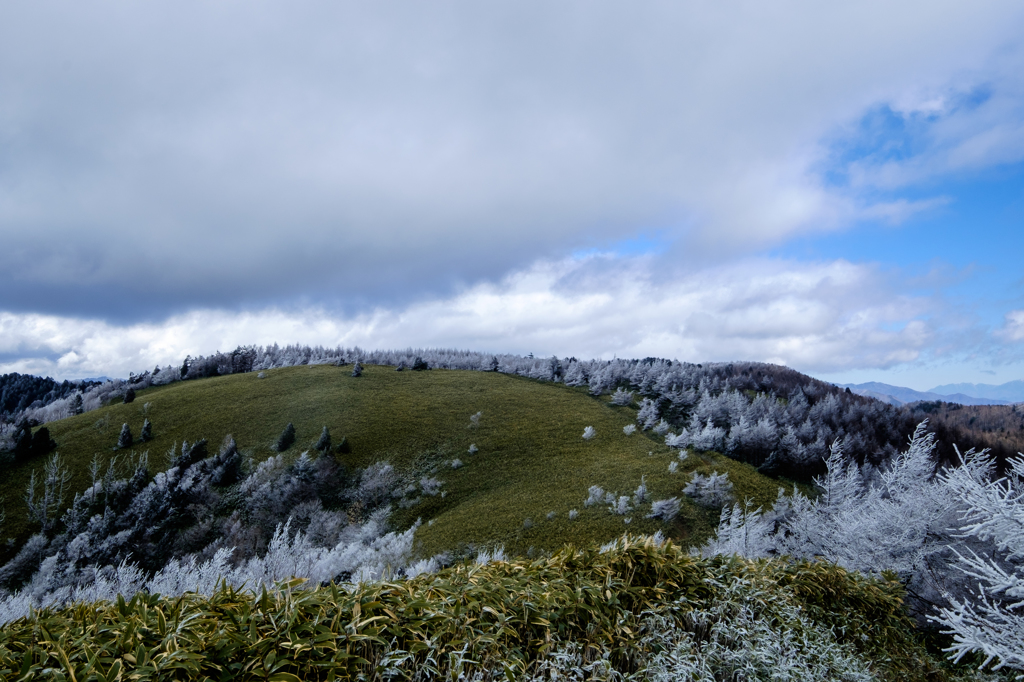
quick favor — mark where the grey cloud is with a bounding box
[1,1,1023,321]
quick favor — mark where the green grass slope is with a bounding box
[6,364,787,561]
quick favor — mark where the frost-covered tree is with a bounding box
[683,471,733,508]
[315,426,332,453]
[275,422,296,452]
[140,418,153,442]
[117,423,133,449]
[633,475,649,505]
[689,418,727,452]
[932,450,1024,673]
[351,361,363,377]
[24,453,70,533]
[637,398,659,430]
[647,497,681,522]
[610,387,634,406]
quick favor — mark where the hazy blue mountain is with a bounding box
[927,379,1024,403]
[841,382,1011,406]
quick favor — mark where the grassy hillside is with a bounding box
[5,364,786,561]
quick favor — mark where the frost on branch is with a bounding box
[932,449,1024,674]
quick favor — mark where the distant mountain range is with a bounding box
[927,380,1024,403]
[841,380,1024,407]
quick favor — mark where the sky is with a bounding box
[2,1,1024,392]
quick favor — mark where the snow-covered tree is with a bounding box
[117,423,133,449]
[932,449,1024,674]
[140,418,153,442]
[647,497,681,522]
[24,454,70,533]
[683,471,733,508]
[610,387,634,406]
[315,426,332,453]
[637,398,659,429]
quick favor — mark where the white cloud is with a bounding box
[0,1,1022,317]
[0,256,940,379]
[997,310,1024,342]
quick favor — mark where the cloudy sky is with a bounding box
[2,1,1024,390]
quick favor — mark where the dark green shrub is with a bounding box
[275,422,296,452]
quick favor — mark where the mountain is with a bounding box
[927,379,1024,403]
[841,381,1011,406]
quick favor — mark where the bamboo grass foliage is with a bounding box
[0,536,933,681]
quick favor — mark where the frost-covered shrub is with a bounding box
[469,411,482,428]
[584,485,606,507]
[633,476,648,505]
[610,387,634,406]
[582,426,596,440]
[652,419,670,436]
[609,496,632,516]
[622,424,636,436]
[351,361,363,377]
[668,461,679,474]
[468,443,478,454]
[420,477,443,496]
[568,509,578,520]
[140,418,153,442]
[636,581,877,682]
[665,431,688,448]
[450,458,463,470]
[475,546,506,565]
[683,471,734,508]
[648,497,681,522]
[357,462,400,506]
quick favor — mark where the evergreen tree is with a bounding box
[117,423,133,449]
[30,427,56,456]
[315,426,331,453]
[335,436,351,454]
[351,361,363,377]
[140,418,153,442]
[275,422,296,452]
[71,394,83,415]
[412,357,429,371]
[123,387,136,404]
